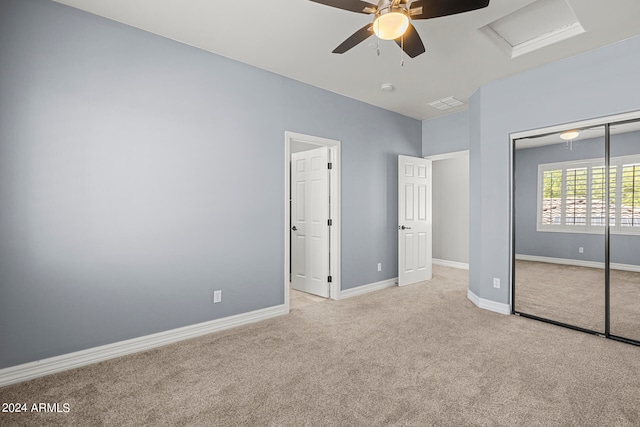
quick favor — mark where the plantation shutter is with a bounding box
[565,167,587,225]
[620,162,640,227]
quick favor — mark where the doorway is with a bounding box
[426,151,470,270]
[511,111,640,345]
[284,132,341,313]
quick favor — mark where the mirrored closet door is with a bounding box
[514,126,606,333]
[512,117,640,345]
[609,120,640,343]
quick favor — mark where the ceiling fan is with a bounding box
[309,0,490,58]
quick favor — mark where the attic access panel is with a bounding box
[481,0,585,58]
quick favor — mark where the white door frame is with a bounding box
[284,131,341,312]
[424,150,470,271]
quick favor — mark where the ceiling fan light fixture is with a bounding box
[560,130,580,140]
[373,8,410,40]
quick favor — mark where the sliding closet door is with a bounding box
[514,126,606,333]
[609,120,640,343]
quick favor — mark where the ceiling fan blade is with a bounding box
[309,0,377,14]
[332,24,374,54]
[395,23,425,58]
[409,0,490,20]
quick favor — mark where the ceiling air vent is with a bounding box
[427,96,465,111]
[480,0,585,59]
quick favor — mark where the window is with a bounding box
[621,162,640,227]
[537,155,640,234]
[564,166,587,225]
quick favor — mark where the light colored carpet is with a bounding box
[515,260,640,340]
[611,269,640,341]
[290,287,327,310]
[2,266,640,426]
[515,260,605,332]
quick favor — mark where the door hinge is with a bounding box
[328,219,332,226]
[328,162,333,169]
[328,275,332,283]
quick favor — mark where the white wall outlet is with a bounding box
[493,278,500,289]
[377,263,382,272]
[579,247,584,253]
[213,290,222,304]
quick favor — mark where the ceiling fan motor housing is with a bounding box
[376,4,410,19]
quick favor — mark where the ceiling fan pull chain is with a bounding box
[400,35,405,67]
[376,36,380,56]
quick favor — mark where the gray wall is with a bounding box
[423,110,471,266]
[431,154,469,264]
[515,132,640,265]
[0,0,421,368]
[422,110,470,155]
[470,35,640,304]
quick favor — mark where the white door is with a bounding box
[398,155,432,286]
[291,146,330,297]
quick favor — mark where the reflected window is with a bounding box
[565,166,587,225]
[537,155,640,233]
[541,169,562,225]
[621,162,640,227]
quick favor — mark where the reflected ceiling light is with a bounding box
[560,129,579,151]
[560,130,580,140]
[373,7,410,40]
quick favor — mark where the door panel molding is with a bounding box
[291,147,329,297]
[398,155,433,286]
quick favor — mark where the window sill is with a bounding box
[536,226,640,236]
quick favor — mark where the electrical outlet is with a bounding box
[213,290,222,304]
[579,247,584,254]
[377,263,382,272]
[493,278,500,289]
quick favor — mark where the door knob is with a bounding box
[399,225,412,230]
[291,226,297,231]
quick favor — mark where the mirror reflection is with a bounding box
[609,120,640,342]
[514,126,606,332]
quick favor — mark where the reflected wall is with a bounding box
[610,122,640,342]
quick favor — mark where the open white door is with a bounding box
[291,146,330,297]
[398,155,432,286]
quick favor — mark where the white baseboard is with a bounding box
[339,277,397,299]
[467,290,511,315]
[433,258,469,270]
[0,304,288,387]
[515,254,640,272]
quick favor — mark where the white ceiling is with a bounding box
[52,0,640,120]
